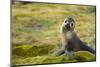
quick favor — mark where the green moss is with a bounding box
[74,51,95,61]
[42,55,69,64]
[12,50,95,65]
[12,45,55,57]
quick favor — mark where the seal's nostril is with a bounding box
[65,24,70,27]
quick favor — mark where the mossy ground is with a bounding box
[12,2,96,65]
[12,45,95,65]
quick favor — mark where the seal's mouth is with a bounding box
[65,24,71,29]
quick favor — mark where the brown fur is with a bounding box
[53,17,95,58]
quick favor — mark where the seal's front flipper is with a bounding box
[65,50,74,58]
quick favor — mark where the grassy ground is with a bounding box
[12,2,96,65]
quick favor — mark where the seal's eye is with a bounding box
[65,20,67,23]
[71,23,73,26]
[70,23,74,27]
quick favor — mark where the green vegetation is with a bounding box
[12,2,96,65]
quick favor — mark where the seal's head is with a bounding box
[63,17,75,30]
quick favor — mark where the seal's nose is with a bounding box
[65,23,70,27]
